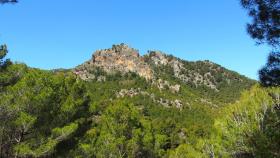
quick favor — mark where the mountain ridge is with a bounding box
[71,43,256,109]
[74,43,254,91]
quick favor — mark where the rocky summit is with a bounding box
[74,43,153,80]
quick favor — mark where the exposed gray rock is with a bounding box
[97,76,106,82]
[170,84,181,93]
[148,51,219,91]
[148,51,169,65]
[153,79,181,93]
[116,88,183,109]
[116,88,142,98]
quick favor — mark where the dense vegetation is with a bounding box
[1,48,278,157]
[0,62,215,157]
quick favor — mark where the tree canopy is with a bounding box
[241,0,280,87]
[0,0,17,4]
[0,45,11,69]
[241,0,280,48]
[0,45,8,64]
[259,51,280,86]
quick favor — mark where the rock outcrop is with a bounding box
[116,88,184,109]
[153,79,181,93]
[74,44,153,80]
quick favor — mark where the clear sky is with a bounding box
[0,0,271,79]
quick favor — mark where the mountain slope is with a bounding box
[75,43,255,107]
[0,44,259,158]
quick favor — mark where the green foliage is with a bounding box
[0,45,7,62]
[0,45,12,70]
[168,144,205,158]
[0,66,90,157]
[209,85,280,157]
[52,123,78,141]
[74,101,155,158]
[2,55,277,158]
[259,51,280,87]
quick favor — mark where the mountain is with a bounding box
[74,43,255,107]
[1,44,268,158]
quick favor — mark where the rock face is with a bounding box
[75,44,153,80]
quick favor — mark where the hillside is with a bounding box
[0,44,269,158]
[75,44,255,107]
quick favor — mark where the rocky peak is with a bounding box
[148,51,169,65]
[93,43,140,60]
[75,44,153,80]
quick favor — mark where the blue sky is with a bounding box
[0,0,271,79]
